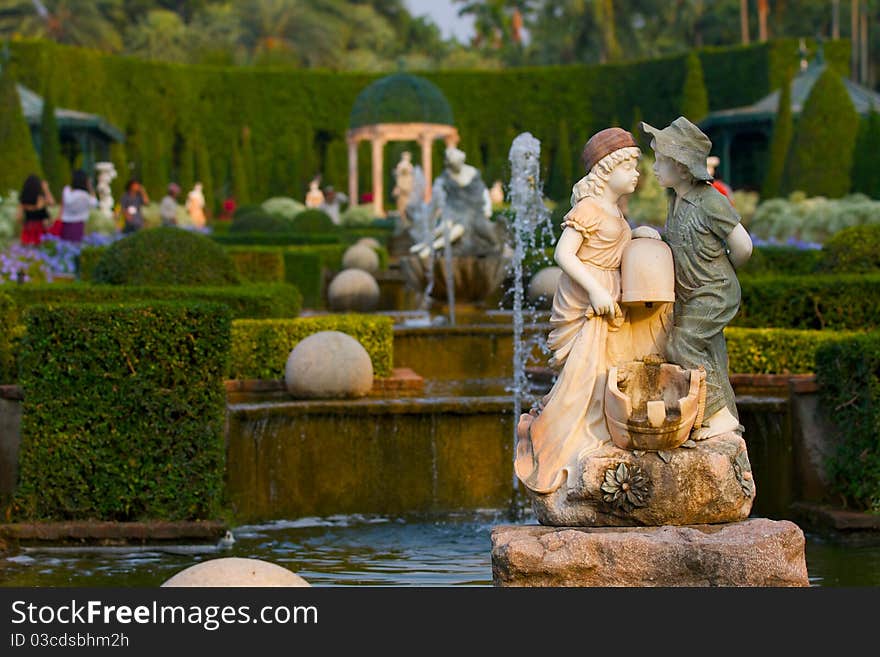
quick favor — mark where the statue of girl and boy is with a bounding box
[515,117,752,497]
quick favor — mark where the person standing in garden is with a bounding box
[59,169,97,243]
[17,174,55,246]
[120,178,149,234]
[159,182,181,227]
[641,117,752,440]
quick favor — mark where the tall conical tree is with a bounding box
[786,68,860,198]
[547,119,573,202]
[0,74,40,194]
[39,88,63,195]
[240,125,257,200]
[762,72,794,199]
[195,135,214,218]
[177,137,195,195]
[851,107,880,199]
[680,52,709,123]
[231,140,249,206]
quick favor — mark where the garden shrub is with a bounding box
[819,224,880,273]
[725,327,852,374]
[227,247,286,283]
[230,314,393,379]
[0,74,40,194]
[761,70,793,200]
[10,301,231,520]
[283,245,347,309]
[76,245,108,281]
[1,283,301,321]
[851,108,880,199]
[738,246,822,276]
[262,196,305,220]
[735,274,880,330]
[229,208,292,234]
[291,209,336,233]
[93,227,241,286]
[815,333,880,512]
[0,291,23,383]
[211,233,341,247]
[340,204,377,227]
[748,193,880,245]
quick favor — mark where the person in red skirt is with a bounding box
[17,174,55,246]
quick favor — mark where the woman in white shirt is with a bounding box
[60,169,98,243]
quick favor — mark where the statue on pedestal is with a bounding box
[392,151,414,226]
[95,162,117,221]
[305,177,325,208]
[185,182,206,228]
[514,123,755,527]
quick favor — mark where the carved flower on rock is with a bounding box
[601,462,650,511]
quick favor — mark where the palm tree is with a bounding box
[0,0,124,52]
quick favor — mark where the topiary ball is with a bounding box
[229,209,291,234]
[93,227,241,286]
[820,224,880,273]
[291,209,336,233]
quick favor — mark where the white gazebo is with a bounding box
[347,73,459,217]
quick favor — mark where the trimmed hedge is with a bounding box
[819,224,880,274]
[0,283,302,320]
[0,291,23,383]
[10,301,231,520]
[1,38,848,207]
[725,327,854,374]
[76,245,108,282]
[291,209,337,233]
[738,247,823,276]
[815,333,880,511]
[227,247,286,283]
[94,228,241,286]
[735,274,880,330]
[211,233,342,247]
[229,209,292,234]
[230,315,393,379]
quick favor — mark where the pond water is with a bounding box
[1,510,878,587]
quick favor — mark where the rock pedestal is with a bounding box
[491,519,809,587]
[528,431,755,527]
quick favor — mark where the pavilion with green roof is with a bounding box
[17,83,124,177]
[700,51,880,190]
[347,72,459,216]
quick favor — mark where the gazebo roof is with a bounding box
[701,59,880,130]
[17,83,125,142]
[349,73,453,129]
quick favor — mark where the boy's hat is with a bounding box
[640,117,713,181]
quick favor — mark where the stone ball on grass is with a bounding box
[342,243,380,274]
[284,330,373,399]
[327,269,380,312]
[161,557,310,587]
[527,266,562,307]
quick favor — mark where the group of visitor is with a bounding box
[17,169,98,245]
[16,173,208,246]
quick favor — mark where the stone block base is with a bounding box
[491,518,808,587]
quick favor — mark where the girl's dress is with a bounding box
[515,197,669,494]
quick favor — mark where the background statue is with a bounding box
[185,182,206,228]
[429,146,502,256]
[392,151,414,226]
[305,177,325,208]
[641,117,752,440]
[94,162,117,221]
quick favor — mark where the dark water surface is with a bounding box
[1,510,878,587]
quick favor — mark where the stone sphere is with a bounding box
[327,269,380,312]
[342,244,379,274]
[285,330,373,398]
[527,266,562,307]
[161,558,310,587]
[356,237,382,250]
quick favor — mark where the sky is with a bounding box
[403,0,475,43]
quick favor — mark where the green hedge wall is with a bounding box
[737,247,823,276]
[815,333,880,512]
[230,315,393,379]
[227,247,286,283]
[212,233,342,247]
[10,301,231,520]
[725,327,854,374]
[1,38,848,206]
[0,283,302,320]
[735,274,880,330]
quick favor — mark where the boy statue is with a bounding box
[641,117,753,440]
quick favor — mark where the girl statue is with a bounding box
[515,128,670,495]
[641,117,752,440]
[186,182,206,228]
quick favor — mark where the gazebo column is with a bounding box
[371,137,385,217]
[347,139,359,207]
[420,135,433,202]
